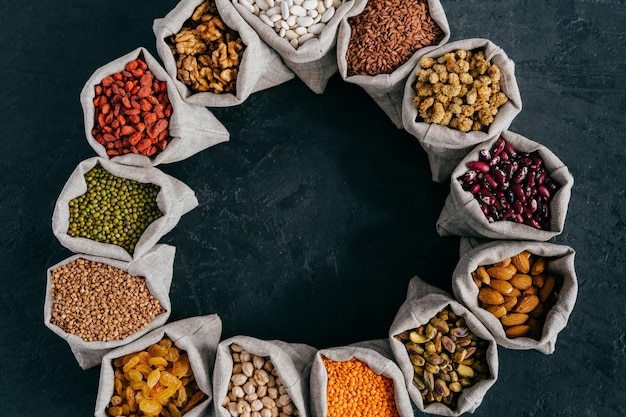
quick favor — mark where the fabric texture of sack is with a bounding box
[52,157,198,262]
[213,335,317,417]
[231,0,357,94]
[153,0,295,107]
[436,130,573,240]
[336,0,450,128]
[80,46,229,167]
[43,244,175,369]
[388,276,499,416]
[453,239,578,354]
[402,38,522,182]
[309,339,414,417]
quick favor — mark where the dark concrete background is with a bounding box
[1,0,624,416]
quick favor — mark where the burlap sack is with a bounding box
[153,0,295,107]
[213,335,317,417]
[43,244,175,369]
[436,130,574,240]
[402,38,523,182]
[80,46,229,167]
[310,339,414,417]
[52,156,198,262]
[453,239,578,354]
[94,315,223,417]
[388,275,498,416]
[231,0,357,94]
[336,0,450,128]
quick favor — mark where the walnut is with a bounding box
[167,0,244,94]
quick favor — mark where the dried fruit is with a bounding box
[92,57,172,158]
[107,337,206,417]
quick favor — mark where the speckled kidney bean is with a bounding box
[458,136,560,230]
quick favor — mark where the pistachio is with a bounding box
[412,374,426,390]
[395,306,491,410]
[409,331,430,344]
[425,324,438,340]
[441,335,456,353]
[409,352,425,367]
[434,379,450,397]
[456,364,475,378]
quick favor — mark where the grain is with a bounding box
[50,258,165,342]
[345,0,444,76]
[323,357,399,417]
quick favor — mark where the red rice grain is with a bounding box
[346,0,444,76]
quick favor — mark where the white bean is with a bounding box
[302,0,318,9]
[256,0,269,10]
[280,1,290,19]
[290,38,299,48]
[285,29,298,40]
[286,14,297,26]
[307,22,326,35]
[267,0,275,7]
[307,9,318,17]
[270,13,283,22]
[324,0,333,9]
[289,5,307,16]
[298,32,315,44]
[240,0,255,14]
[260,13,274,27]
[295,26,308,35]
[320,6,334,23]
[332,0,342,8]
[265,5,281,16]
[280,20,290,30]
[296,16,314,26]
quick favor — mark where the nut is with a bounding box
[395,306,491,410]
[471,251,562,340]
[167,0,245,94]
[478,287,505,305]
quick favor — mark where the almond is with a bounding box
[509,273,533,290]
[502,295,518,311]
[505,324,531,338]
[478,287,505,305]
[494,257,511,268]
[511,252,531,273]
[471,272,482,288]
[489,279,513,295]
[532,273,545,288]
[530,257,546,275]
[500,313,529,326]
[485,304,507,318]
[508,287,522,297]
[486,266,515,280]
[476,266,490,285]
[528,303,544,318]
[539,275,556,303]
[523,286,538,295]
[514,294,540,313]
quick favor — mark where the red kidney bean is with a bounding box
[457,136,561,231]
[491,136,505,157]
[483,173,498,189]
[468,161,490,173]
